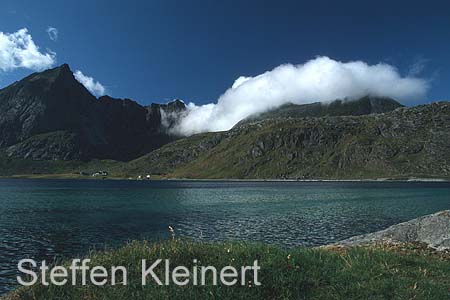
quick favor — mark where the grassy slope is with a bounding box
[4,240,450,300]
[168,103,450,179]
[110,132,221,178]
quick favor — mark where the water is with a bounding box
[0,179,449,293]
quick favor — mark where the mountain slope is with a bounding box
[117,101,450,179]
[0,64,97,148]
[237,96,403,126]
[0,64,186,161]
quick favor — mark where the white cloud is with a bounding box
[74,70,106,96]
[46,27,58,41]
[172,56,429,136]
[0,28,56,72]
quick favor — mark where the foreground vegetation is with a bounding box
[4,240,450,300]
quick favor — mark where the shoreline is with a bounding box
[0,174,449,183]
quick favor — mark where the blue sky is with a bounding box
[0,0,449,107]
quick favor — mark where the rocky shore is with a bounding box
[328,210,450,250]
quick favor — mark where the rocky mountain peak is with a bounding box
[0,66,186,161]
[165,99,186,112]
[25,63,75,84]
[236,96,403,127]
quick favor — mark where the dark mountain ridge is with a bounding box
[0,64,186,161]
[237,96,403,126]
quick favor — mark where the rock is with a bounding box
[0,64,187,161]
[236,96,403,126]
[329,210,450,251]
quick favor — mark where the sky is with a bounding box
[0,0,449,125]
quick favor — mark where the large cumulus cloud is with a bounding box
[0,28,55,71]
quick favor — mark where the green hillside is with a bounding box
[117,101,450,180]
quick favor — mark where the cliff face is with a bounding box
[0,64,95,148]
[0,64,186,161]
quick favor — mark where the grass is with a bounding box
[0,152,123,177]
[4,240,450,300]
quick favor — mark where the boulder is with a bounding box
[330,210,450,250]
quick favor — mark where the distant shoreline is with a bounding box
[1,174,449,183]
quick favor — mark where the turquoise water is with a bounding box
[0,179,449,293]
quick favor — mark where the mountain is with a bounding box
[1,65,449,180]
[118,101,450,179]
[0,64,186,161]
[237,96,403,126]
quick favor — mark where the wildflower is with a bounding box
[168,225,175,240]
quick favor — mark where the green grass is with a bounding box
[0,152,124,178]
[5,240,450,300]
